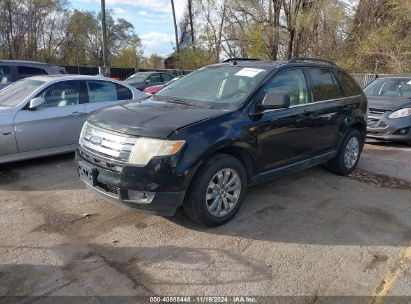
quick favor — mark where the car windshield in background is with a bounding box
[126,73,148,82]
[156,66,270,108]
[0,79,45,107]
[364,78,411,99]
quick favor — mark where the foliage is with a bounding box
[0,0,409,74]
[174,48,214,70]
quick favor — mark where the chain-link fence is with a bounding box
[351,73,389,88]
[62,65,192,80]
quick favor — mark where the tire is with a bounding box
[405,141,411,147]
[183,154,247,227]
[327,129,363,176]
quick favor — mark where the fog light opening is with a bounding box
[127,190,155,203]
[395,128,410,135]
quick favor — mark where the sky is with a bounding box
[71,0,186,57]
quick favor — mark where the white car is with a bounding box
[0,75,146,164]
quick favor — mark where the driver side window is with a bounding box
[263,69,308,106]
[37,81,80,109]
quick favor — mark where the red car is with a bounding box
[143,76,181,94]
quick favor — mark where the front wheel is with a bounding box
[327,129,363,176]
[183,154,247,227]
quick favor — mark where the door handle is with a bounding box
[70,111,84,116]
[342,105,353,113]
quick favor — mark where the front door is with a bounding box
[252,68,318,171]
[13,80,87,152]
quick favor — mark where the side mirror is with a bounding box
[145,79,151,84]
[258,92,290,110]
[29,97,46,110]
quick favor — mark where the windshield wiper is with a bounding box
[154,95,213,109]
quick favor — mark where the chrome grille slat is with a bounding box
[80,123,136,161]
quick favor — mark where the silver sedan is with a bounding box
[0,75,146,164]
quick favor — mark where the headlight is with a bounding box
[388,108,411,119]
[128,138,185,166]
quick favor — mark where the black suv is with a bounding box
[76,58,367,226]
[0,60,66,90]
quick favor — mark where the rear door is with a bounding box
[13,80,87,152]
[304,67,347,152]
[84,80,133,113]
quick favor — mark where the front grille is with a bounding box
[367,118,387,128]
[80,123,137,162]
[367,108,389,129]
[369,109,386,116]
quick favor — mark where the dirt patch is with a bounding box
[0,168,21,185]
[365,253,388,271]
[349,169,411,189]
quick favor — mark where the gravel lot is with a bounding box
[1,142,411,301]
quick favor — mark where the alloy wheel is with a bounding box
[205,168,241,217]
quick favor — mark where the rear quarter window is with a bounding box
[336,70,363,96]
[116,84,133,100]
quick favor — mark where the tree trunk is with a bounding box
[216,1,226,61]
[287,29,295,60]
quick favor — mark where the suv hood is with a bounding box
[367,96,411,111]
[87,98,226,138]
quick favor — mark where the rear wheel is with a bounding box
[327,129,362,176]
[183,154,247,226]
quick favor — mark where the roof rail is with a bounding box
[221,58,261,65]
[289,57,335,65]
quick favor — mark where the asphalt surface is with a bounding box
[1,141,411,301]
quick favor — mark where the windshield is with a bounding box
[126,73,149,83]
[156,66,270,108]
[0,79,45,107]
[364,78,411,98]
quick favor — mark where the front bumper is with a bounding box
[75,149,187,216]
[367,115,411,142]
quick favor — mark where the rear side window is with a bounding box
[336,70,363,96]
[149,74,162,82]
[116,84,132,100]
[0,65,12,83]
[87,81,118,103]
[308,68,344,101]
[162,73,174,82]
[17,66,47,80]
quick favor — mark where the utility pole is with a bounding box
[171,0,179,53]
[101,0,108,68]
[188,0,195,46]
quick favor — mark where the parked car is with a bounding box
[0,60,66,90]
[124,71,175,91]
[0,75,146,164]
[76,57,367,226]
[364,76,411,145]
[143,76,182,95]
